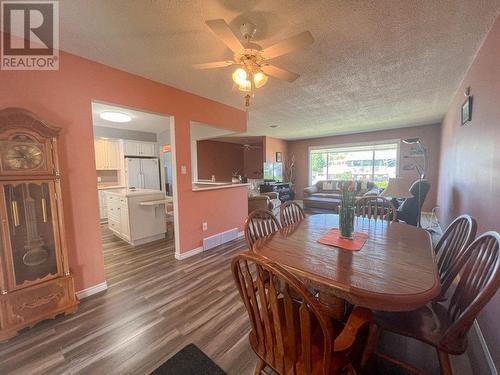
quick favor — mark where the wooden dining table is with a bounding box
[252,214,441,312]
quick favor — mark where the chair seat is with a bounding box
[374,301,465,355]
[250,299,364,374]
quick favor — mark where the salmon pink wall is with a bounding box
[197,140,244,181]
[0,47,247,292]
[263,136,289,164]
[437,15,500,366]
[244,145,264,179]
[288,124,441,212]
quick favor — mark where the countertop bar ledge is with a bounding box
[192,183,250,192]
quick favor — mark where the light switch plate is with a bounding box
[181,165,187,175]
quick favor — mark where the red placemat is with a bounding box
[317,228,368,251]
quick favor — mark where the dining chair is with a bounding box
[373,231,500,375]
[280,201,306,226]
[355,196,397,222]
[244,209,281,249]
[232,252,373,375]
[435,214,477,297]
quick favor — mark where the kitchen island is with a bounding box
[104,189,168,246]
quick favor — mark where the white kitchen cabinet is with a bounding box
[98,190,107,221]
[94,138,121,169]
[123,140,156,157]
[104,189,166,246]
[98,187,125,222]
[140,142,156,156]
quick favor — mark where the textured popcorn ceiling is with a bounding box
[59,0,500,139]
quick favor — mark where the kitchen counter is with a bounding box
[97,184,126,190]
[192,182,250,192]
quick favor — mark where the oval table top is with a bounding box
[252,214,440,312]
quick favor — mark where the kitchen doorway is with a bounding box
[91,101,178,278]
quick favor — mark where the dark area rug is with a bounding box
[365,355,415,375]
[150,344,227,375]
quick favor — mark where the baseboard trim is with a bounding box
[473,320,498,375]
[76,281,108,300]
[175,246,203,260]
[175,231,244,260]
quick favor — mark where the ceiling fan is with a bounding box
[193,19,314,107]
[241,142,262,151]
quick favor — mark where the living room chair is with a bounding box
[280,201,306,226]
[232,252,373,375]
[373,231,500,375]
[355,196,397,222]
[248,192,282,216]
[435,214,477,298]
[244,209,281,249]
[396,179,431,226]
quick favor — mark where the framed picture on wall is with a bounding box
[461,95,473,126]
[276,152,282,162]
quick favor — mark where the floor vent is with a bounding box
[203,228,239,251]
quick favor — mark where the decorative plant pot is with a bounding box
[339,206,355,239]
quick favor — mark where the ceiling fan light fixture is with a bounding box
[237,79,252,92]
[232,67,248,85]
[253,71,268,88]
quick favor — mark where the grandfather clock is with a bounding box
[0,108,78,341]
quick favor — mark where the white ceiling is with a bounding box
[92,102,170,134]
[63,1,500,140]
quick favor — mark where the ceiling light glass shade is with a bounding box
[253,72,268,88]
[232,68,248,86]
[100,111,132,123]
[237,79,252,92]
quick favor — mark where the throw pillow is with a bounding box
[322,181,334,191]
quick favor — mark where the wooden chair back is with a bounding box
[355,196,397,222]
[244,209,281,249]
[441,231,500,353]
[435,215,477,290]
[280,201,306,226]
[232,252,334,374]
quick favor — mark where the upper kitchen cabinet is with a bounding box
[123,140,156,157]
[94,138,120,170]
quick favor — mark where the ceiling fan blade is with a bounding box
[192,61,235,69]
[261,65,300,82]
[261,31,314,60]
[205,19,244,53]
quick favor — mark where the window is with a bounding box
[309,142,399,188]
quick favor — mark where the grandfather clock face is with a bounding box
[1,134,51,175]
[6,144,43,170]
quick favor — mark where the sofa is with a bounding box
[303,180,379,211]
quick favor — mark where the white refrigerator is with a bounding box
[125,157,161,190]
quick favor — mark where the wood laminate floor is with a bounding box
[0,227,255,375]
[0,221,472,375]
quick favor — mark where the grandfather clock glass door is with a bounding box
[3,181,61,290]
